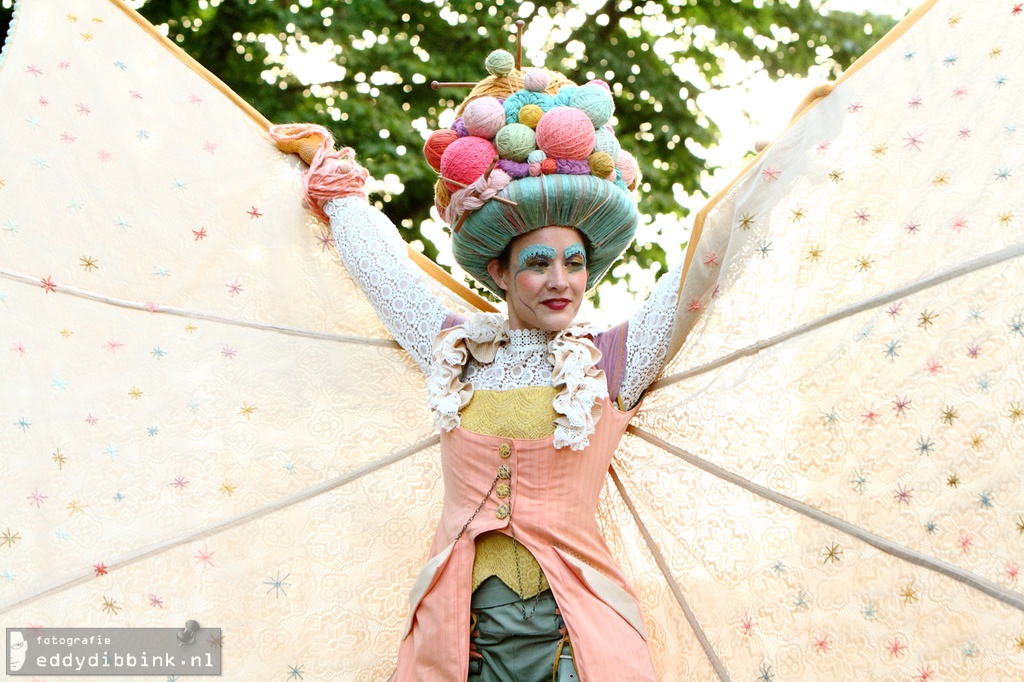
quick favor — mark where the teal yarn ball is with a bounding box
[485,49,515,76]
[526,149,547,164]
[592,127,620,161]
[495,123,537,162]
[569,84,614,128]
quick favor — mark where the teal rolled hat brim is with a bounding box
[452,174,638,297]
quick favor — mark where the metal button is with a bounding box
[498,443,512,459]
[497,464,511,479]
[496,483,510,499]
[495,504,510,519]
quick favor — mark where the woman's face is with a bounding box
[486,226,588,331]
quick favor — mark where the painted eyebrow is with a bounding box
[563,244,586,261]
[517,244,557,268]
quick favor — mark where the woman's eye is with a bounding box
[566,257,585,268]
[525,257,549,268]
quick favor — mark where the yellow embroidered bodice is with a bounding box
[463,386,557,597]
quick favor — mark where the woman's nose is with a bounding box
[547,263,569,289]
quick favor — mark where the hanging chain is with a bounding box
[454,464,544,620]
[454,474,500,545]
[508,479,544,620]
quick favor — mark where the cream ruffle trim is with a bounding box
[427,313,607,450]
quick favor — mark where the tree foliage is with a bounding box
[1,0,897,293]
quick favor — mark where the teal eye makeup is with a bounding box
[563,243,587,271]
[516,244,557,273]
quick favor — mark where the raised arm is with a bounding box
[271,124,451,373]
[325,197,452,373]
[615,259,685,408]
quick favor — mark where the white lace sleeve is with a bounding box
[617,259,684,408]
[324,196,451,373]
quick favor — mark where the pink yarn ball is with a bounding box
[462,96,506,139]
[439,136,497,192]
[423,129,460,171]
[523,69,550,92]
[616,149,640,190]
[534,107,596,161]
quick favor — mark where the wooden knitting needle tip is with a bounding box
[431,80,478,89]
[515,20,525,71]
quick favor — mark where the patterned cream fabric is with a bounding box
[1,1,1022,681]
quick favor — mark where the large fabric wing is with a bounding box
[618,0,1024,678]
[0,0,478,678]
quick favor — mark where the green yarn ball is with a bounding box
[495,123,537,162]
[485,49,515,76]
[569,84,614,128]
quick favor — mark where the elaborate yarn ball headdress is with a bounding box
[426,30,642,297]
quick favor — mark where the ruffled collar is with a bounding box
[426,313,607,450]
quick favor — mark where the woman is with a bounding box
[275,49,684,682]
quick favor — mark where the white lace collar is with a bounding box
[427,314,608,450]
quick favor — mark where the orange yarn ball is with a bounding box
[424,129,460,172]
[540,158,557,174]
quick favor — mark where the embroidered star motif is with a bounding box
[822,543,842,564]
[903,132,924,151]
[941,405,959,425]
[806,245,823,262]
[0,528,21,548]
[887,638,906,658]
[94,563,108,576]
[239,402,257,419]
[916,436,934,456]
[947,473,960,488]
[247,206,263,219]
[738,212,755,230]
[894,483,913,504]
[40,276,57,293]
[918,310,937,328]
[100,596,121,615]
[80,256,98,271]
[900,584,918,604]
[194,547,215,567]
[913,664,935,682]
[193,226,207,240]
